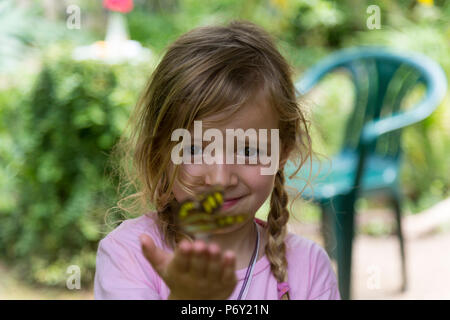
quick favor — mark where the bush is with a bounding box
[0,45,151,287]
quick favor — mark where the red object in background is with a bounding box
[103,0,133,13]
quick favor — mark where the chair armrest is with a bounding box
[295,57,342,95]
[361,67,447,145]
[294,47,448,193]
[295,46,395,95]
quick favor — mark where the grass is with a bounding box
[0,261,93,300]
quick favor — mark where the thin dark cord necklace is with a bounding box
[237,221,260,300]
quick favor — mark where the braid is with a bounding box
[157,198,193,250]
[265,169,291,300]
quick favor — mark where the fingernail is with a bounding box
[139,235,148,245]
[179,240,190,252]
[223,250,235,263]
[193,240,205,252]
[208,243,220,255]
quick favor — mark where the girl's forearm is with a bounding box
[167,293,181,300]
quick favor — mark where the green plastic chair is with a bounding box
[284,47,447,300]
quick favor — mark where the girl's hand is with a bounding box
[139,234,237,300]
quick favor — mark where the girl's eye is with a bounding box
[184,144,202,156]
[238,146,259,157]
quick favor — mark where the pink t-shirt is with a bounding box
[94,212,341,300]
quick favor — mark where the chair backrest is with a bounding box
[295,47,446,161]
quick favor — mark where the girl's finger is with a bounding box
[140,234,171,276]
[205,243,222,281]
[189,240,208,278]
[172,240,192,273]
[221,250,236,284]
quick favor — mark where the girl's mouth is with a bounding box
[222,196,245,211]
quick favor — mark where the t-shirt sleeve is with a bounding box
[94,235,162,300]
[307,245,341,300]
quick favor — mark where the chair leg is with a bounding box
[332,194,356,300]
[391,190,408,292]
[320,203,337,261]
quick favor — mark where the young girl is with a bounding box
[94,20,340,300]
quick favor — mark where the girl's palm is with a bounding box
[140,234,237,299]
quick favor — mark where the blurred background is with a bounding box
[0,0,449,299]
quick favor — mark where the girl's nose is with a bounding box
[204,163,238,188]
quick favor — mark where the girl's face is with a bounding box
[171,90,282,217]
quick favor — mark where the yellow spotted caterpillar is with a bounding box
[175,186,251,237]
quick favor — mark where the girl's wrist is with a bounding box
[168,293,182,300]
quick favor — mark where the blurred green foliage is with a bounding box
[0,0,449,287]
[0,45,151,286]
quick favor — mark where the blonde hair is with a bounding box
[109,20,312,300]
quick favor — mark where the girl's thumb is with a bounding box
[139,234,170,276]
